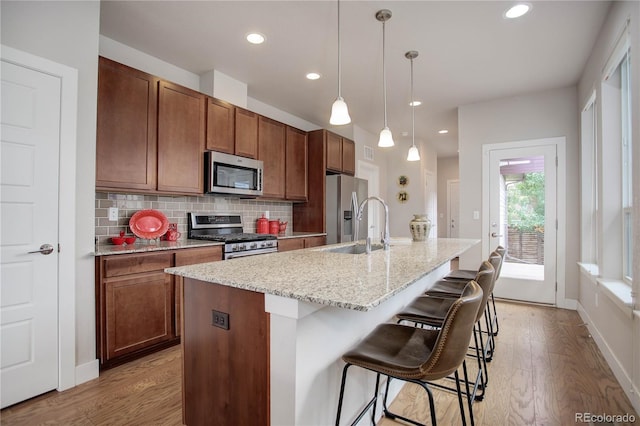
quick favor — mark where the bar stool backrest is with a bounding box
[494,246,506,279]
[473,262,495,322]
[420,281,483,380]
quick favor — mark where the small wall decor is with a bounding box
[397,191,409,203]
[397,175,409,187]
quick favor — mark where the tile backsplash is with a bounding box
[95,192,292,243]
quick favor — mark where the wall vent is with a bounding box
[364,145,374,161]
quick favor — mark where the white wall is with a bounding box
[1,1,100,371]
[458,86,580,300]
[576,0,640,414]
[437,156,459,237]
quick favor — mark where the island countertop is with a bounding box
[165,238,479,311]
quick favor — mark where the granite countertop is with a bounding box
[93,239,223,256]
[165,238,479,311]
[277,232,326,239]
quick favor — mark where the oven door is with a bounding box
[224,247,277,260]
[206,151,263,197]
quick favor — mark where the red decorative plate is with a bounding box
[129,209,169,239]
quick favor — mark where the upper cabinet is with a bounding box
[96,57,205,195]
[324,130,355,176]
[234,108,259,159]
[285,126,308,201]
[258,116,286,199]
[96,57,158,191]
[157,81,206,194]
[206,97,235,154]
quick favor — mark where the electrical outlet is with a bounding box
[108,207,118,221]
[212,310,229,330]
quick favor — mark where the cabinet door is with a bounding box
[157,81,206,194]
[285,126,308,201]
[104,271,173,360]
[326,131,343,173]
[342,138,355,176]
[235,108,258,159]
[206,97,235,153]
[258,116,286,199]
[278,238,305,252]
[96,57,158,191]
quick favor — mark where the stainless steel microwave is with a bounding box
[205,151,263,197]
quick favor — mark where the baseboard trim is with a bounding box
[74,359,99,386]
[576,302,640,415]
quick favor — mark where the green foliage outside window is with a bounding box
[507,172,545,232]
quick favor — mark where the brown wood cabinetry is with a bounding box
[278,235,326,252]
[234,108,259,159]
[341,138,356,175]
[285,126,308,201]
[258,116,286,199]
[325,131,355,176]
[95,246,222,369]
[96,57,205,195]
[157,81,206,194]
[96,57,158,191]
[206,97,235,153]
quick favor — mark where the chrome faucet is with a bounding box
[357,196,390,251]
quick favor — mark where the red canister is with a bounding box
[269,220,280,235]
[256,215,269,234]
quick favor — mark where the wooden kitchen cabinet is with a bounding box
[326,131,343,173]
[285,126,308,201]
[157,81,206,194]
[258,116,286,199]
[96,57,158,192]
[206,97,235,153]
[303,235,326,248]
[96,246,222,369]
[234,107,259,159]
[96,57,206,196]
[341,138,356,175]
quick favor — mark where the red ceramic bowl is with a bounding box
[124,236,136,245]
[111,237,125,245]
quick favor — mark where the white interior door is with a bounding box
[1,59,61,408]
[447,180,460,238]
[488,144,557,304]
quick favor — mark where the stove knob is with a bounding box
[238,243,246,251]
[250,242,257,249]
[232,245,239,252]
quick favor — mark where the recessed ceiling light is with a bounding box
[504,3,531,19]
[306,72,321,80]
[409,100,422,107]
[438,129,449,134]
[246,33,265,44]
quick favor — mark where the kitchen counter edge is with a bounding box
[93,240,224,256]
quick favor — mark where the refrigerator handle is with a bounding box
[351,191,359,241]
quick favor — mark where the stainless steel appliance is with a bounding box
[325,175,368,245]
[188,213,277,259]
[205,151,263,197]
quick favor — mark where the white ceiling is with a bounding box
[99,1,611,158]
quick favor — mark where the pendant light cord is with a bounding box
[382,20,388,127]
[337,0,342,98]
[411,55,415,147]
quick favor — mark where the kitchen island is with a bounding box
[165,238,478,426]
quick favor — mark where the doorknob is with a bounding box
[28,244,54,255]
[491,232,503,238]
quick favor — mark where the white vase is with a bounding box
[409,214,432,242]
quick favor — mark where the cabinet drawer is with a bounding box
[103,252,173,278]
[175,246,223,266]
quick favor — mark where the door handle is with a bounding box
[28,244,54,255]
[491,232,503,238]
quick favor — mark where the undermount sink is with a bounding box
[327,244,384,254]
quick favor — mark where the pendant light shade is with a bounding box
[376,9,394,147]
[405,50,420,161]
[329,0,351,125]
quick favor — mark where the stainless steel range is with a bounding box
[188,213,278,259]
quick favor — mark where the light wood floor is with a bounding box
[2,301,637,425]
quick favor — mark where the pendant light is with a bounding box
[329,0,351,125]
[376,9,394,147]
[406,51,421,161]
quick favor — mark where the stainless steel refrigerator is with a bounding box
[325,175,368,244]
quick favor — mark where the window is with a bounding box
[620,52,632,282]
[580,92,598,266]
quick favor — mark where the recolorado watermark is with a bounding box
[575,412,636,423]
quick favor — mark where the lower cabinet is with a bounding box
[278,235,326,252]
[96,246,222,369]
